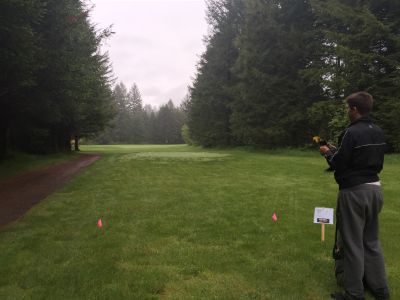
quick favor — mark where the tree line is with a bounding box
[187,0,400,152]
[0,0,114,158]
[92,82,186,145]
[3,0,399,156]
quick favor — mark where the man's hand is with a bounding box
[320,145,330,155]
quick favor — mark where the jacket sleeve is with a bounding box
[324,130,353,172]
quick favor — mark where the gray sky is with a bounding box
[89,0,208,107]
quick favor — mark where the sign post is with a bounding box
[313,207,334,242]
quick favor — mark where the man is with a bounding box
[319,92,390,300]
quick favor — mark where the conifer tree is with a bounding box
[0,0,45,157]
[230,0,323,147]
[126,84,145,143]
[310,0,400,151]
[188,0,243,146]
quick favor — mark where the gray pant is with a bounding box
[336,184,389,299]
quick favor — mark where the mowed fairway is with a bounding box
[0,145,399,299]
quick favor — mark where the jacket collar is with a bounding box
[349,116,372,127]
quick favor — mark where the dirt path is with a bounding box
[0,154,100,228]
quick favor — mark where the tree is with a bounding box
[230,0,323,147]
[126,84,145,143]
[0,0,45,157]
[188,0,244,147]
[66,8,115,151]
[181,124,194,145]
[95,82,129,144]
[188,0,400,151]
[153,100,184,144]
[310,0,400,151]
[92,83,184,145]
[1,0,115,154]
[142,104,157,143]
[307,100,347,144]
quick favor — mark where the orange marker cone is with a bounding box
[97,219,103,228]
[272,212,278,222]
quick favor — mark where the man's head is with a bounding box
[346,91,374,122]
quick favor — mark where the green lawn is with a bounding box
[0,152,78,180]
[0,145,399,299]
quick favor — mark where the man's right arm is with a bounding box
[320,130,353,172]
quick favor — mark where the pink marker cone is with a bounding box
[272,212,278,222]
[97,218,103,228]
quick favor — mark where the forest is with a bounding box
[188,0,400,151]
[1,0,400,158]
[1,0,116,157]
[92,82,187,145]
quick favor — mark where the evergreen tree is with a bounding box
[24,0,87,152]
[0,0,45,157]
[310,0,400,151]
[143,104,157,143]
[92,84,187,145]
[126,84,145,143]
[98,82,130,143]
[188,0,244,147]
[0,0,114,155]
[66,5,115,151]
[154,100,184,144]
[230,0,323,147]
[369,0,400,152]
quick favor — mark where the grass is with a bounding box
[0,152,78,180]
[0,145,399,299]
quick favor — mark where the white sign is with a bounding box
[314,207,334,225]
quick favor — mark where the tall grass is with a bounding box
[0,145,398,299]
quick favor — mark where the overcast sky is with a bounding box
[89,0,208,107]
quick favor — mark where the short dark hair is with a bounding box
[346,91,374,115]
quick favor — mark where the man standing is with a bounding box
[320,92,390,300]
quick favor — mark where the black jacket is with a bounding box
[325,116,385,189]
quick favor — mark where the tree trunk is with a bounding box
[0,121,9,159]
[74,135,80,151]
[0,126,7,159]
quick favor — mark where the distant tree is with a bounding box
[181,124,194,145]
[127,84,143,112]
[94,82,129,144]
[179,93,191,123]
[92,84,187,145]
[126,84,145,143]
[142,104,157,143]
[154,100,184,144]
